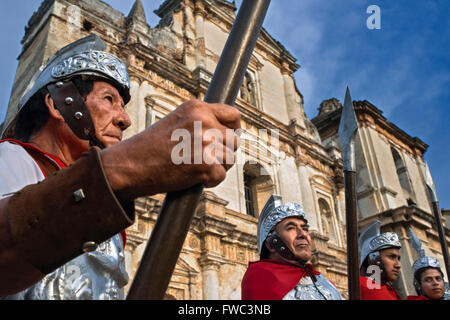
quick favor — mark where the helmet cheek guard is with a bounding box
[367,251,381,267]
[47,80,105,148]
[266,231,296,261]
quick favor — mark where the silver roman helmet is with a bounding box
[257,195,308,256]
[358,221,402,268]
[409,228,442,274]
[2,34,130,146]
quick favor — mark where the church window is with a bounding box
[243,162,275,217]
[391,147,414,202]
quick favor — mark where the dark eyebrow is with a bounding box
[284,221,297,228]
[283,221,309,229]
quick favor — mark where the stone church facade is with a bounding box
[3,0,448,300]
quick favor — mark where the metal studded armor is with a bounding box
[282,275,343,300]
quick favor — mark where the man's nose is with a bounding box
[115,107,131,130]
[296,228,305,238]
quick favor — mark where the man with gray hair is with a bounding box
[241,195,342,300]
[0,34,241,299]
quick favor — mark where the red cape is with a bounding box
[0,139,127,246]
[360,276,402,300]
[241,259,320,300]
[407,295,430,300]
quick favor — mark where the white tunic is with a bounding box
[1,142,129,300]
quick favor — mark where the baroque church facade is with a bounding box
[3,0,448,300]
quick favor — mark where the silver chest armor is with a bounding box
[7,234,128,300]
[282,274,343,300]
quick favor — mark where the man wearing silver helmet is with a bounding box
[0,34,240,299]
[241,195,343,300]
[358,221,402,300]
[407,228,450,300]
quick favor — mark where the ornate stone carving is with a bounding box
[318,98,342,116]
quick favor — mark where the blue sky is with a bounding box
[0,0,448,209]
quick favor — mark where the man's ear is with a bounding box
[265,240,276,254]
[44,93,64,121]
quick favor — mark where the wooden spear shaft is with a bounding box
[344,170,361,300]
[339,87,361,300]
[431,200,450,278]
[126,0,271,300]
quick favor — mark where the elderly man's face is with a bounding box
[83,81,131,149]
[420,268,445,300]
[275,217,312,263]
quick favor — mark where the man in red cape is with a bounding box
[358,221,402,300]
[359,273,402,300]
[241,196,342,300]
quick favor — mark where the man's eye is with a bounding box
[105,96,113,102]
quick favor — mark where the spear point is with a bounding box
[338,87,359,172]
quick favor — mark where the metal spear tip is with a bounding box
[425,161,438,202]
[338,87,359,171]
[339,87,358,143]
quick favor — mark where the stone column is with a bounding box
[199,258,221,300]
[196,192,233,300]
[297,162,319,231]
[123,237,141,294]
[281,62,306,129]
[145,97,155,129]
[124,75,141,139]
[194,0,207,69]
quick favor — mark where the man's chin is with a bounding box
[294,251,312,263]
[389,274,399,282]
[100,137,121,147]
